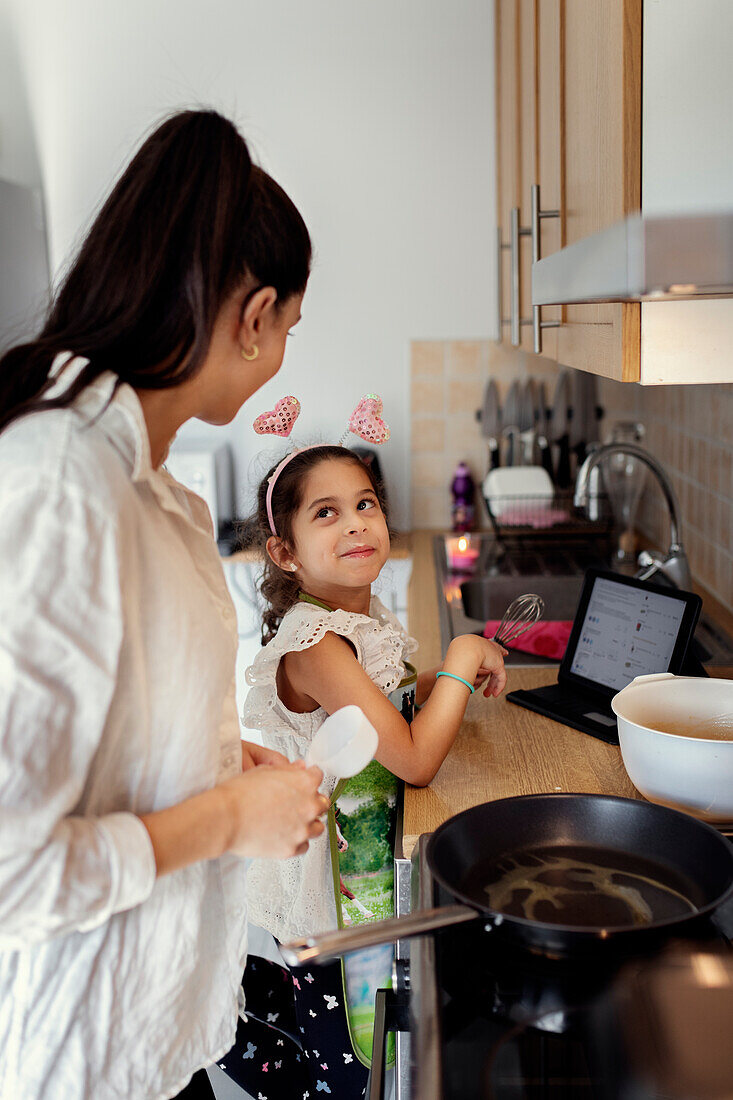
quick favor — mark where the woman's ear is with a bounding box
[266,535,300,574]
[239,286,278,348]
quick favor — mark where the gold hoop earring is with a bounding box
[241,345,259,361]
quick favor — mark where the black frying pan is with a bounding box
[281,794,733,965]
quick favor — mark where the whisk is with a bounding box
[492,593,545,648]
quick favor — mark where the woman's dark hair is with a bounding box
[241,446,389,645]
[0,109,311,433]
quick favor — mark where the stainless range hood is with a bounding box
[532,211,733,306]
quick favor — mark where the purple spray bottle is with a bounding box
[450,461,475,533]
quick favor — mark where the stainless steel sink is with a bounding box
[460,574,585,623]
[434,533,733,668]
[435,535,601,666]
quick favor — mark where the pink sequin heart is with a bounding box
[349,394,390,444]
[253,396,301,437]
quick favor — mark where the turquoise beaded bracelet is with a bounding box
[435,670,475,694]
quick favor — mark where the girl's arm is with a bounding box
[415,667,440,707]
[416,653,504,706]
[282,632,507,787]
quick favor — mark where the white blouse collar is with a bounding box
[47,352,154,484]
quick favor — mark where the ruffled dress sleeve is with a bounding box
[242,598,415,745]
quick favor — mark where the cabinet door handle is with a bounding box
[531,183,561,354]
[495,226,511,343]
[510,207,532,347]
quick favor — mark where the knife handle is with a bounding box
[556,435,571,488]
[539,437,554,480]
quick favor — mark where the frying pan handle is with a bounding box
[280,904,477,966]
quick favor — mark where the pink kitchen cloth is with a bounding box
[482,619,573,660]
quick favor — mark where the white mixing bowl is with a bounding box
[611,673,733,822]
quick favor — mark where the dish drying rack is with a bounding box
[482,488,614,541]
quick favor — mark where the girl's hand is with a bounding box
[475,638,509,698]
[220,764,329,860]
[444,635,508,698]
[473,663,507,697]
[241,740,295,771]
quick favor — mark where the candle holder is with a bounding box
[445,533,480,574]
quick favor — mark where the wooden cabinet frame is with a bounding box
[496,0,642,381]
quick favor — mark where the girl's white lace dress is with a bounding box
[242,595,417,942]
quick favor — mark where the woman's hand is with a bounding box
[241,740,294,771]
[141,762,329,875]
[219,764,329,860]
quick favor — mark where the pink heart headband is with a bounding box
[252,393,390,537]
[253,395,301,438]
[344,395,391,446]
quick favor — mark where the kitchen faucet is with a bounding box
[574,442,693,591]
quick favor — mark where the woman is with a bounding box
[0,109,327,1100]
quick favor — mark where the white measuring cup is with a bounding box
[304,705,379,777]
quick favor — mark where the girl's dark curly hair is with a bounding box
[241,446,388,644]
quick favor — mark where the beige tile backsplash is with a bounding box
[598,378,733,611]
[410,340,733,612]
[410,340,559,532]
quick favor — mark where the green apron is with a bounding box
[297,592,416,1068]
[327,665,416,1068]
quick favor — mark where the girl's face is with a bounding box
[287,458,390,600]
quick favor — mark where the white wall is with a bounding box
[0,0,496,528]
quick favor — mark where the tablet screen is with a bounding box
[569,575,688,692]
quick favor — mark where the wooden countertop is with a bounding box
[402,530,733,859]
[401,665,639,858]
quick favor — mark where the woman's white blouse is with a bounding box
[0,357,247,1100]
[243,597,417,942]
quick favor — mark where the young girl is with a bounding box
[220,437,507,1100]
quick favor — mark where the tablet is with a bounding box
[558,569,702,701]
[506,570,703,744]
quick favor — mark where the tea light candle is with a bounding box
[447,536,479,572]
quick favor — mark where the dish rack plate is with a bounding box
[483,489,613,540]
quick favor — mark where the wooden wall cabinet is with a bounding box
[496,0,642,381]
[495,0,520,348]
[559,0,641,381]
